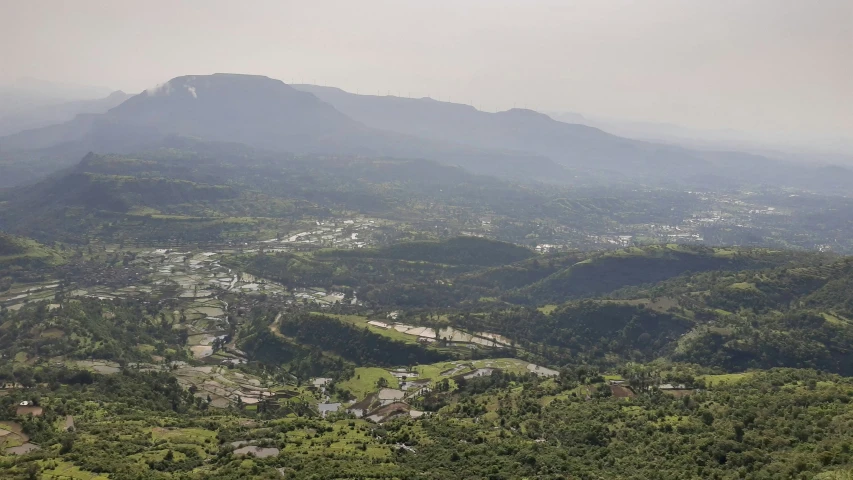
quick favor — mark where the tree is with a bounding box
[60,434,75,454]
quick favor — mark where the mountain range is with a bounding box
[1,73,851,192]
[0,74,561,187]
[294,84,853,191]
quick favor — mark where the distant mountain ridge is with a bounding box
[294,84,853,191]
[0,90,132,136]
[1,74,851,192]
[0,77,114,117]
[0,74,565,185]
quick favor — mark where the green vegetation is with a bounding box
[319,313,420,344]
[338,367,400,400]
[0,234,66,289]
[2,365,852,479]
[0,298,190,365]
[511,245,821,304]
[277,312,451,367]
[2,145,853,477]
[699,372,755,386]
[325,236,536,267]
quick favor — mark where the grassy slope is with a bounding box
[0,233,66,268]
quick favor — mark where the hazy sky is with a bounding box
[2,0,851,142]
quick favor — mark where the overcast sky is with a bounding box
[2,0,850,143]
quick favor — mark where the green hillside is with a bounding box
[0,234,64,265]
[322,236,536,267]
[510,245,824,304]
[0,233,66,287]
[455,252,583,290]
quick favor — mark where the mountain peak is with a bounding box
[143,73,292,99]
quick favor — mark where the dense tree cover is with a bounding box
[358,282,479,309]
[509,245,827,305]
[232,237,536,300]
[674,311,853,375]
[3,366,853,479]
[233,244,830,311]
[229,251,472,291]
[0,234,27,257]
[454,252,584,290]
[229,249,484,308]
[453,302,692,367]
[1,245,853,478]
[237,316,355,381]
[394,368,853,480]
[595,257,853,375]
[0,368,222,479]
[277,312,451,367]
[220,245,853,378]
[611,257,851,307]
[401,255,853,376]
[229,252,342,288]
[323,236,536,267]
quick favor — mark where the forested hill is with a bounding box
[465,255,853,374]
[320,236,536,267]
[611,255,853,317]
[231,243,830,312]
[495,245,823,304]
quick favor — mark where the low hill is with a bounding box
[449,255,853,374]
[322,236,536,267]
[509,245,819,304]
[0,233,66,288]
[0,146,566,244]
[455,253,584,290]
[0,233,65,269]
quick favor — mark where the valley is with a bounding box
[0,74,851,479]
[3,221,853,477]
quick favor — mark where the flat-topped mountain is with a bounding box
[108,74,363,148]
